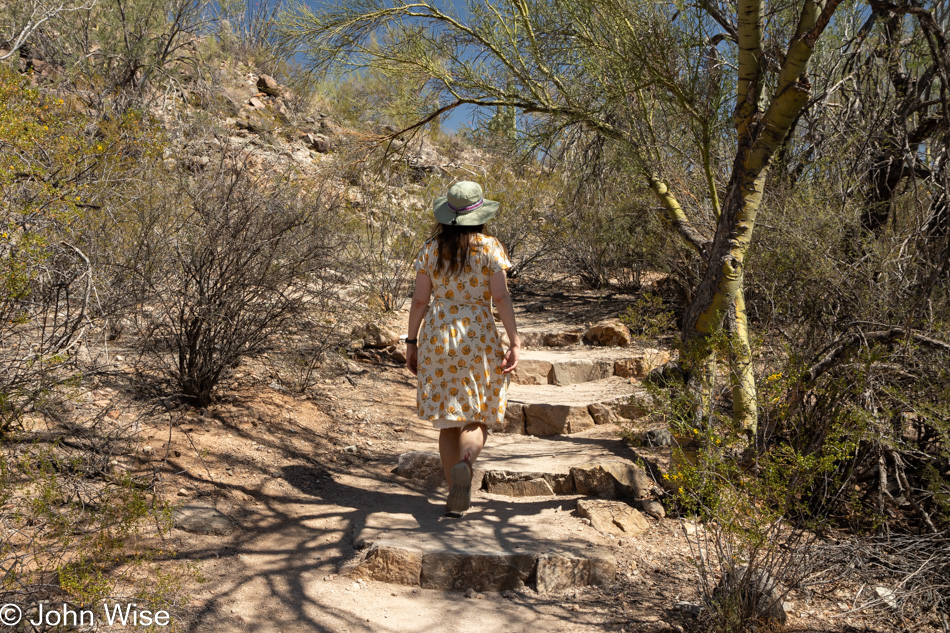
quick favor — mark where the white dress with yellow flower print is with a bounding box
[414,234,512,429]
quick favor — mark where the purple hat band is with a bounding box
[447,197,484,214]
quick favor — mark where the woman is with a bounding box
[405,181,520,517]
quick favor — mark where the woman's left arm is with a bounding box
[405,271,432,375]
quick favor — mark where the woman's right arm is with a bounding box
[489,270,520,373]
[405,271,432,375]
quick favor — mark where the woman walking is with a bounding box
[405,181,520,517]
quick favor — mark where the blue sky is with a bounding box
[299,0,487,133]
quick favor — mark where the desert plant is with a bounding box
[0,65,160,436]
[130,150,344,406]
[0,417,189,628]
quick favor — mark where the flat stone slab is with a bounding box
[511,348,671,386]
[347,498,616,593]
[510,327,585,350]
[478,425,634,475]
[391,427,662,500]
[576,499,651,536]
[503,378,649,436]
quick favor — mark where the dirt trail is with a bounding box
[148,289,889,633]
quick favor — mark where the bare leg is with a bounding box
[459,423,488,465]
[439,423,488,485]
[443,423,488,516]
[439,427,462,483]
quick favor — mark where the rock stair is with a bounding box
[511,346,670,386]
[498,338,669,438]
[346,500,617,594]
[504,377,650,436]
[347,315,673,595]
[350,428,666,594]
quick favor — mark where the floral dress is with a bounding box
[414,234,511,429]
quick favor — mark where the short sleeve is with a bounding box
[488,237,511,275]
[414,242,430,275]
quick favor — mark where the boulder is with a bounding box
[406,144,446,173]
[713,566,787,625]
[583,320,632,347]
[576,499,650,536]
[498,402,526,434]
[536,551,617,593]
[393,451,445,488]
[570,464,617,498]
[257,74,281,96]
[173,504,235,535]
[420,551,535,592]
[523,302,546,313]
[641,500,666,519]
[248,96,266,109]
[305,132,331,153]
[385,345,407,363]
[644,361,688,387]
[351,542,423,585]
[613,350,672,378]
[587,403,616,425]
[525,403,594,436]
[571,462,653,499]
[235,109,276,134]
[549,359,613,386]
[355,323,399,348]
[543,331,582,347]
[319,118,344,136]
[510,359,553,385]
[643,428,674,446]
[600,462,653,499]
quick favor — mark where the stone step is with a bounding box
[500,377,649,436]
[394,427,664,502]
[345,497,618,593]
[516,327,585,349]
[479,427,658,500]
[510,347,671,386]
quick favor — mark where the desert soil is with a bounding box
[88,283,897,633]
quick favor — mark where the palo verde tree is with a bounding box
[278,0,862,434]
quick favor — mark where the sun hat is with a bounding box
[433,181,500,226]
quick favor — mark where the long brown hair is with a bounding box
[432,223,486,277]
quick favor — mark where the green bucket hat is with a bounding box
[433,181,499,226]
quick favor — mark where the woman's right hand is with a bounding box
[502,346,519,374]
[406,344,418,375]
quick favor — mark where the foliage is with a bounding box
[19,0,208,96]
[0,64,161,436]
[620,293,676,340]
[342,163,434,313]
[129,151,344,406]
[0,438,187,625]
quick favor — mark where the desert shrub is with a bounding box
[0,65,161,436]
[620,292,676,340]
[128,151,344,406]
[0,416,186,626]
[474,160,566,278]
[212,0,285,75]
[20,0,207,97]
